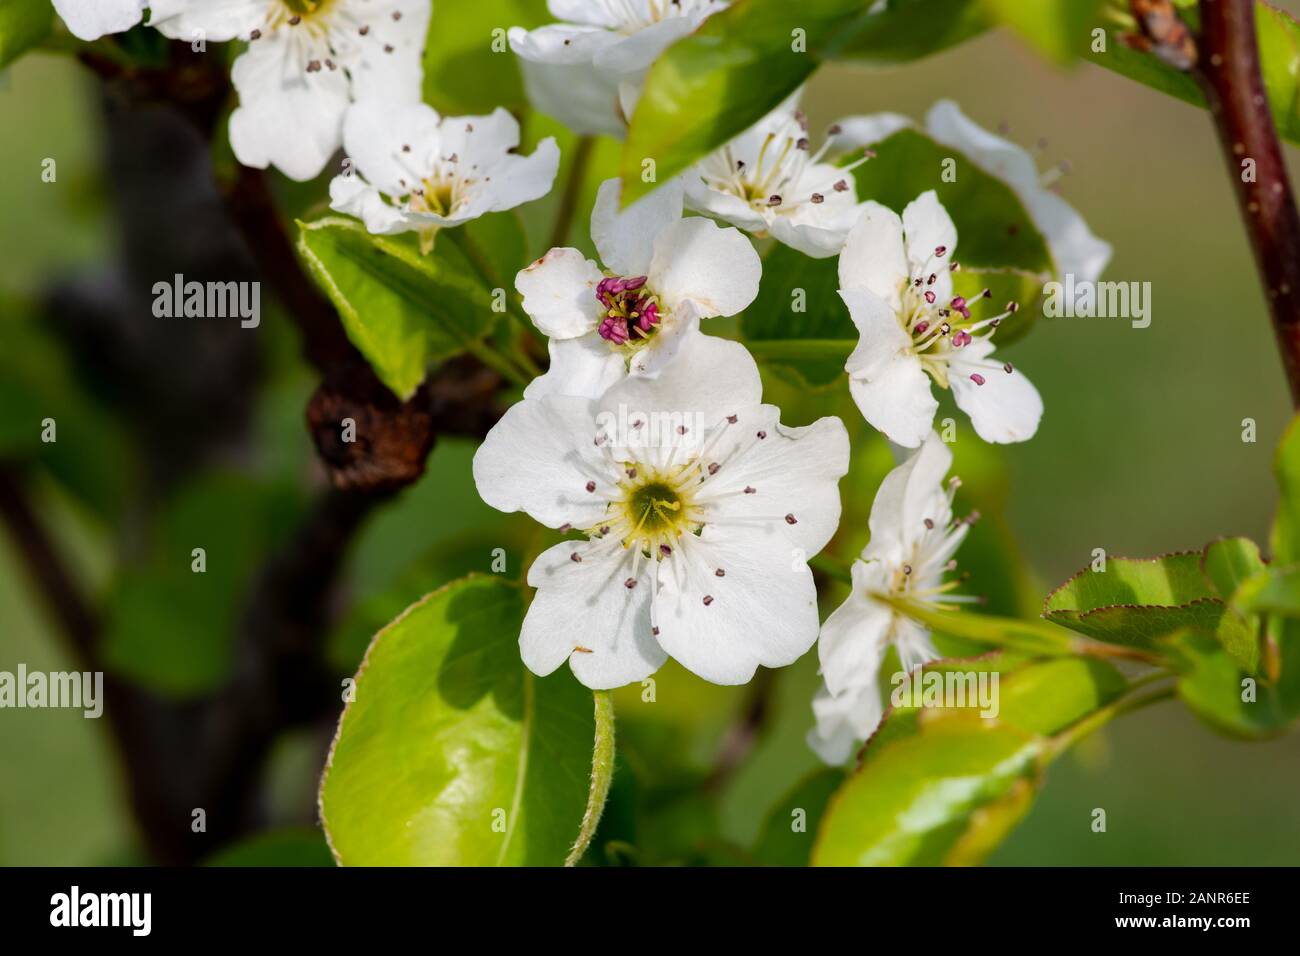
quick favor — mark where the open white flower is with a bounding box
[328,102,559,252]
[508,0,728,137]
[838,190,1043,447]
[808,432,972,764]
[473,334,849,689]
[149,0,431,182]
[685,99,871,258]
[517,177,761,399]
[830,100,1112,284]
[52,0,145,40]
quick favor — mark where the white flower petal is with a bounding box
[471,395,609,528]
[696,409,849,556]
[901,190,957,276]
[862,432,953,556]
[682,180,769,234]
[342,100,443,197]
[522,541,666,688]
[547,0,624,29]
[592,16,697,75]
[597,333,762,432]
[524,335,627,401]
[347,0,430,103]
[653,524,821,684]
[228,35,350,181]
[54,0,146,40]
[924,100,1111,283]
[817,560,893,697]
[508,26,625,136]
[328,175,410,234]
[627,309,701,376]
[949,340,1043,444]
[838,201,907,307]
[824,112,913,152]
[839,289,937,448]
[516,248,606,340]
[808,680,883,765]
[591,177,684,277]
[648,218,760,318]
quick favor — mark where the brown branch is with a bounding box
[1183,0,1300,404]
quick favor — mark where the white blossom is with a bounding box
[329,102,559,252]
[149,0,432,182]
[473,334,849,689]
[809,433,972,764]
[51,0,145,40]
[507,0,728,137]
[517,177,760,399]
[838,191,1043,447]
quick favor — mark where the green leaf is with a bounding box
[836,0,992,64]
[1235,563,1300,616]
[1043,551,1228,649]
[1086,2,1300,148]
[1201,536,1267,601]
[296,215,522,399]
[813,655,1129,866]
[421,0,547,114]
[814,713,1044,866]
[1165,624,1300,739]
[0,0,52,70]
[622,0,870,204]
[319,575,614,866]
[101,473,304,697]
[982,0,1102,64]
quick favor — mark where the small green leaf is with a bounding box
[1165,624,1300,739]
[1201,536,1267,601]
[1235,563,1300,616]
[836,0,992,65]
[622,0,870,205]
[814,713,1044,866]
[296,216,522,399]
[813,654,1130,866]
[422,0,548,114]
[981,0,1102,65]
[1043,551,1225,648]
[204,830,334,867]
[0,0,52,70]
[320,575,614,866]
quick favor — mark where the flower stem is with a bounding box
[550,135,596,249]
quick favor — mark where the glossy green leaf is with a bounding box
[814,713,1044,866]
[422,0,547,114]
[1165,624,1300,739]
[982,0,1102,64]
[296,215,523,399]
[622,0,870,204]
[0,0,51,70]
[1235,563,1300,616]
[1043,551,1226,648]
[813,654,1130,866]
[836,0,992,64]
[320,575,613,866]
[1202,536,1267,601]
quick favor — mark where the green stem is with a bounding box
[1048,682,1176,758]
[447,228,542,342]
[550,135,596,250]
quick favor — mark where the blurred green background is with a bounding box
[2,9,1300,865]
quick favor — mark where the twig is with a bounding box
[1185,0,1300,404]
